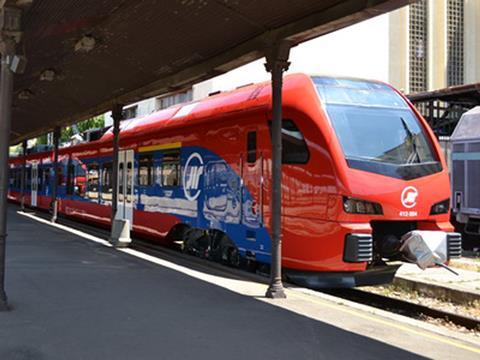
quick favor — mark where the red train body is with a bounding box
[8,74,458,287]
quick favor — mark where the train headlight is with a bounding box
[430,199,450,215]
[343,197,383,215]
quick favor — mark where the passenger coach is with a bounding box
[8,74,461,287]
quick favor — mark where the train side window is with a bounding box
[18,169,22,188]
[26,167,32,190]
[11,169,16,188]
[9,169,15,187]
[119,163,124,199]
[138,153,154,187]
[57,166,63,186]
[66,163,75,195]
[86,163,99,199]
[43,167,51,192]
[101,162,113,200]
[38,167,44,192]
[161,150,181,187]
[75,165,86,197]
[19,169,22,188]
[247,131,257,163]
[268,119,310,164]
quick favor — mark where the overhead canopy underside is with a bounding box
[7,0,411,144]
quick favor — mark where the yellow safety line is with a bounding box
[138,142,181,153]
[288,291,480,354]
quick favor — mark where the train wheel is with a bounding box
[228,247,240,267]
[245,259,257,273]
[208,231,225,262]
[183,228,209,257]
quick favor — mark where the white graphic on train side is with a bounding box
[183,152,204,201]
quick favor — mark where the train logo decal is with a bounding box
[183,152,204,201]
[401,186,418,209]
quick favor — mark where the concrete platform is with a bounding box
[1,204,479,360]
[396,262,480,304]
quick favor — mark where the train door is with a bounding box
[116,149,135,228]
[242,130,263,230]
[31,162,38,207]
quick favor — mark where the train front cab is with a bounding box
[282,76,462,288]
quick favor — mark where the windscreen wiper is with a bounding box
[400,117,420,164]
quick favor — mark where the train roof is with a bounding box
[11,73,317,161]
[13,73,402,160]
[99,73,316,143]
[100,73,394,143]
[451,106,480,142]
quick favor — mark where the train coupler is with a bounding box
[400,231,462,274]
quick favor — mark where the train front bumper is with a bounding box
[400,231,462,269]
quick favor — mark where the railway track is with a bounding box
[24,209,480,332]
[322,288,480,331]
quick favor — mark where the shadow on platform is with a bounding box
[0,205,425,360]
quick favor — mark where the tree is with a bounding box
[36,134,49,145]
[61,114,105,142]
[31,115,106,143]
[76,114,105,133]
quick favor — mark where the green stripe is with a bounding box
[452,152,480,161]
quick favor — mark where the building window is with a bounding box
[123,105,138,120]
[409,0,428,93]
[447,0,464,86]
[155,90,193,110]
[138,154,154,187]
[160,150,181,187]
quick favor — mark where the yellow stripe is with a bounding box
[138,142,182,153]
[288,291,480,354]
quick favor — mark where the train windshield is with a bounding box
[313,76,441,180]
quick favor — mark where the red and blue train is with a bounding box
[8,74,461,287]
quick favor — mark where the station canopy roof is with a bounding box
[6,0,411,144]
[408,82,480,105]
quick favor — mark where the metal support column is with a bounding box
[19,140,26,211]
[264,40,291,299]
[110,104,123,224]
[51,127,60,223]
[0,38,16,311]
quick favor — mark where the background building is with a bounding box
[389,0,480,94]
